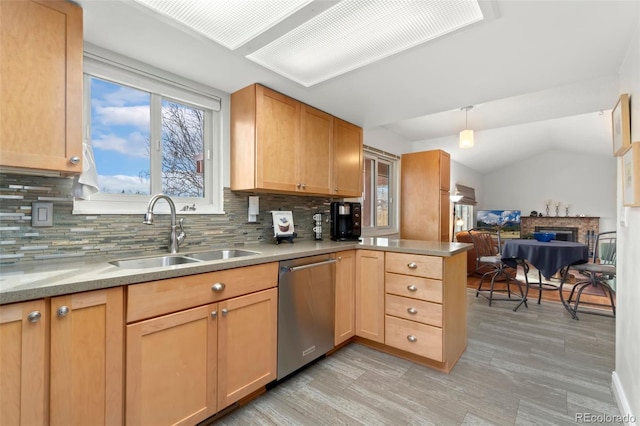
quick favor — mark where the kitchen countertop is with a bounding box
[0,237,471,304]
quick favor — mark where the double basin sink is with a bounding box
[109,249,260,269]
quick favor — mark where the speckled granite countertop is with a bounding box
[0,237,471,304]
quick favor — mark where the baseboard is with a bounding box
[612,371,637,425]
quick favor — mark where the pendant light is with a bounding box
[459,106,474,149]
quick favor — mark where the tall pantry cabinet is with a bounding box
[400,150,451,242]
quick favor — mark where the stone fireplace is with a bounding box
[533,225,578,242]
[521,216,599,247]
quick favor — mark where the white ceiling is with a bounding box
[76,0,639,174]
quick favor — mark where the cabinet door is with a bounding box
[50,287,123,426]
[355,250,385,343]
[439,151,451,191]
[335,250,356,345]
[400,150,445,241]
[255,85,300,192]
[300,105,333,194]
[440,190,451,242]
[0,299,47,426]
[0,0,82,174]
[126,303,217,426]
[218,288,277,410]
[333,118,363,197]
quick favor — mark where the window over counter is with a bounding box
[73,50,224,215]
[361,147,398,235]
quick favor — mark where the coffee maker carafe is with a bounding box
[330,202,361,241]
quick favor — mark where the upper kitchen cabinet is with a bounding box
[400,150,451,242]
[0,0,83,175]
[230,84,361,197]
[231,84,301,193]
[299,104,333,194]
[333,118,363,197]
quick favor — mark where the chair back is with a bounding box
[594,231,616,266]
[468,227,501,257]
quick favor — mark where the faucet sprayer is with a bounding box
[143,194,186,253]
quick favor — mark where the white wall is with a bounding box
[363,127,410,156]
[482,150,617,231]
[612,9,640,422]
[451,160,484,207]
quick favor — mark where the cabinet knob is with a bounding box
[27,311,41,323]
[407,285,418,292]
[211,311,217,318]
[57,306,70,317]
[337,256,342,260]
[69,156,80,165]
[407,262,418,269]
[335,188,338,192]
[407,335,417,343]
[301,183,306,189]
[221,308,228,316]
[211,283,225,292]
[407,307,418,315]
[296,183,301,188]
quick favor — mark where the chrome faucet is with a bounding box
[143,194,186,254]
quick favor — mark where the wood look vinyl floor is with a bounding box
[213,289,618,426]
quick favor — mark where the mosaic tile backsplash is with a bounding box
[0,173,338,264]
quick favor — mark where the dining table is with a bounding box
[501,239,589,315]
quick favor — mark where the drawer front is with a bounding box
[385,294,442,327]
[385,252,442,279]
[385,315,443,361]
[127,262,278,322]
[385,272,442,303]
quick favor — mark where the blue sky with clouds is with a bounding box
[90,77,150,194]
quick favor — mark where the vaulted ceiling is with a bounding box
[77,0,639,173]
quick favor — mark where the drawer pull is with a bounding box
[407,335,417,342]
[211,283,226,292]
[27,311,41,323]
[407,307,418,315]
[407,285,418,292]
[407,262,418,269]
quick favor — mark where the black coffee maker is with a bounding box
[330,202,362,241]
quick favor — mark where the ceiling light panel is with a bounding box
[132,0,312,50]
[247,0,484,87]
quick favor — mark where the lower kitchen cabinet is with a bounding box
[335,250,356,346]
[0,299,47,426]
[50,287,124,426]
[0,287,124,426]
[383,251,467,372]
[126,304,217,426]
[126,275,278,425]
[355,249,385,343]
[217,288,277,410]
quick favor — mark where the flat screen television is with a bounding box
[476,210,521,239]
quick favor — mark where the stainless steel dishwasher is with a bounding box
[277,254,336,380]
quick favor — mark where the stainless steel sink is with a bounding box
[109,255,201,269]
[183,249,260,261]
[109,249,260,268]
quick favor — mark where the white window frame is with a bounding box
[360,147,399,237]
[73,50,224,215]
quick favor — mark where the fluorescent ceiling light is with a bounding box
[132,0,312,50]
[247,0,484,87]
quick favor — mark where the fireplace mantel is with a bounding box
[521,216,599,245]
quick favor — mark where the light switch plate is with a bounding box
[32,202,53,227]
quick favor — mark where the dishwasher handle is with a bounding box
[283,258,336,273]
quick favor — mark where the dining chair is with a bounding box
[468,228,528,310]
[563,231,616,319]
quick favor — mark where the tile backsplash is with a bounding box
[0,173,337,264]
